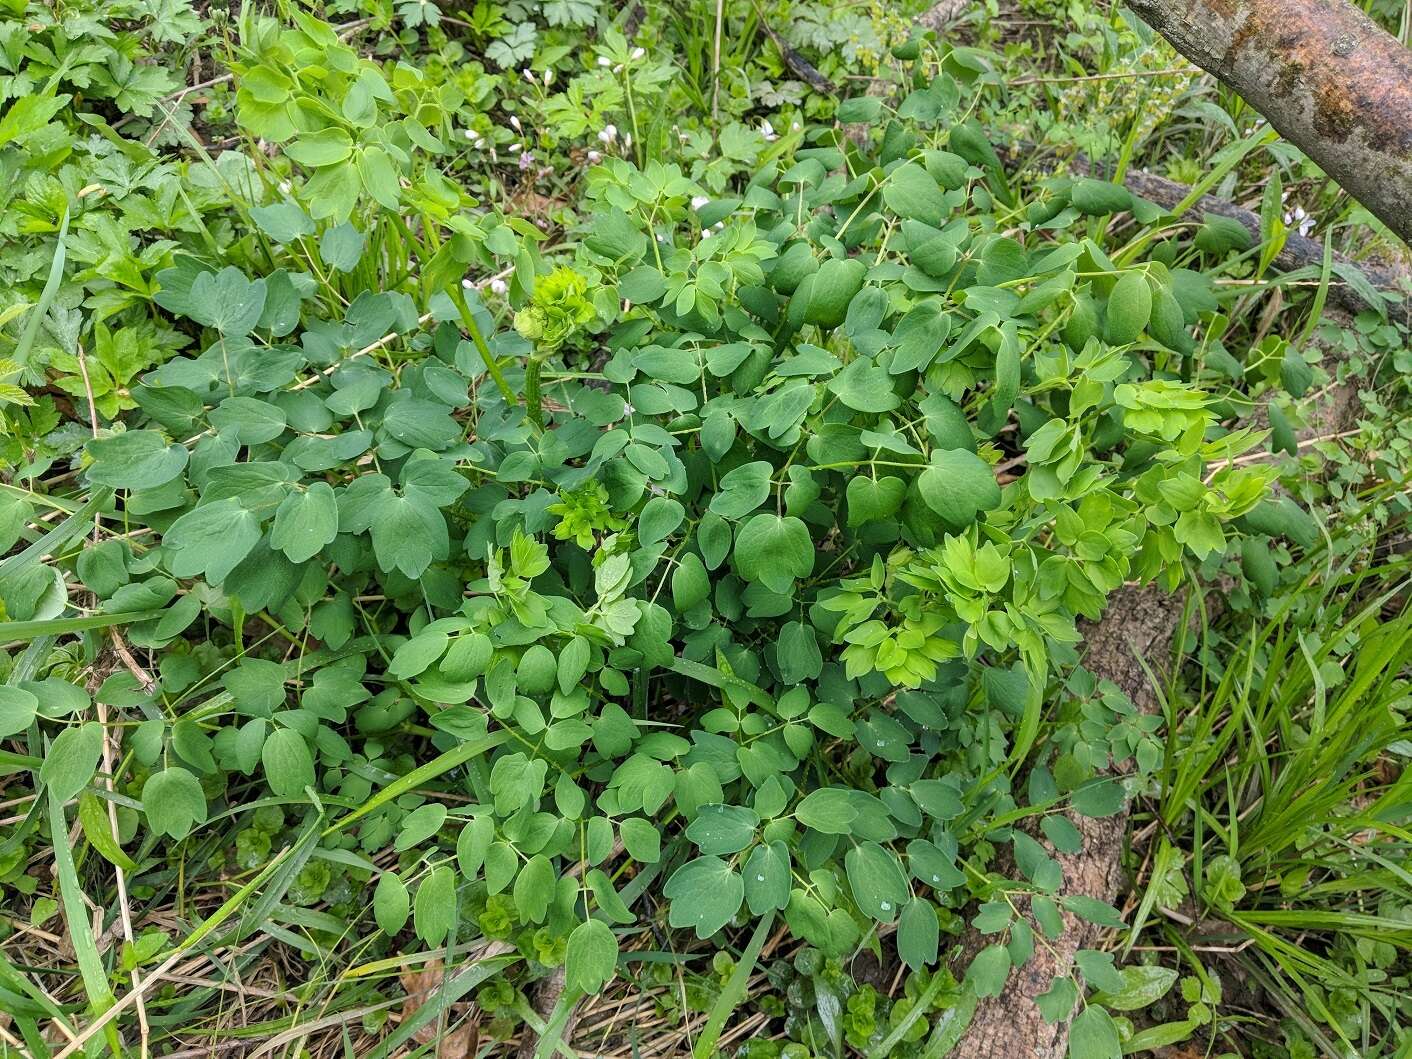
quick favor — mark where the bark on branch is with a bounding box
[1125,0,1412,245]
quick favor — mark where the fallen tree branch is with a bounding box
[1124,0,1412,246]
[1035,151,1411,321]
[751,0,834,93]
[838,41,1408,319]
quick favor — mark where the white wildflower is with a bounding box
[1284,204,1315,236]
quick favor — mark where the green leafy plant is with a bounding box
[1,2,1406,1056]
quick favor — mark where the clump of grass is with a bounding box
[1130,518,1412,1056]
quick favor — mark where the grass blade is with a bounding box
[865,964,950,1059]
[692,910,775,1059]
[0,486,112,578]
[47,789,121,1057]
[0,609,167,642]
[326,729,510,834]
[364,953,520,1059]
[13,207,69,371]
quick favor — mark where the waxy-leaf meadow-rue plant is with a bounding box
[0,31,1328,1052]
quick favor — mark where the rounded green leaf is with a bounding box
[374,871,410,935]
[803,257,866,329]
[0,686,38,737]
[1103,270,1152,345]
[1070,178,1133,216]
[733,514,814,593]
[846,475,906,527]
[967,943,1012,998]
[686,803,759,856]
[638,496,685,545]
[517,644,557,695]
[671,552,710,612]
[917,448,1001,528]
[1063,291,1098,351]
[40,721,103,803]
[883,163,946,226]
[844,841,909,922]
[1068,1006,1122,1058]
[441,633,493,681]
[897,897,940,969]
[284,127,353,167]
[142,767,208,840]
[513,853,554,924]
[413,864,457,945]
[664,856,745,939]
[86,430,188,491]
[743,841,791,915]
[270,481,338,563]
[261,727,315,798]
[565,918,618,994]
[395,802,448,851]
[388,628,451,680]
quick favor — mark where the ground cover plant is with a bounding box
[1,0,1410,1057]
